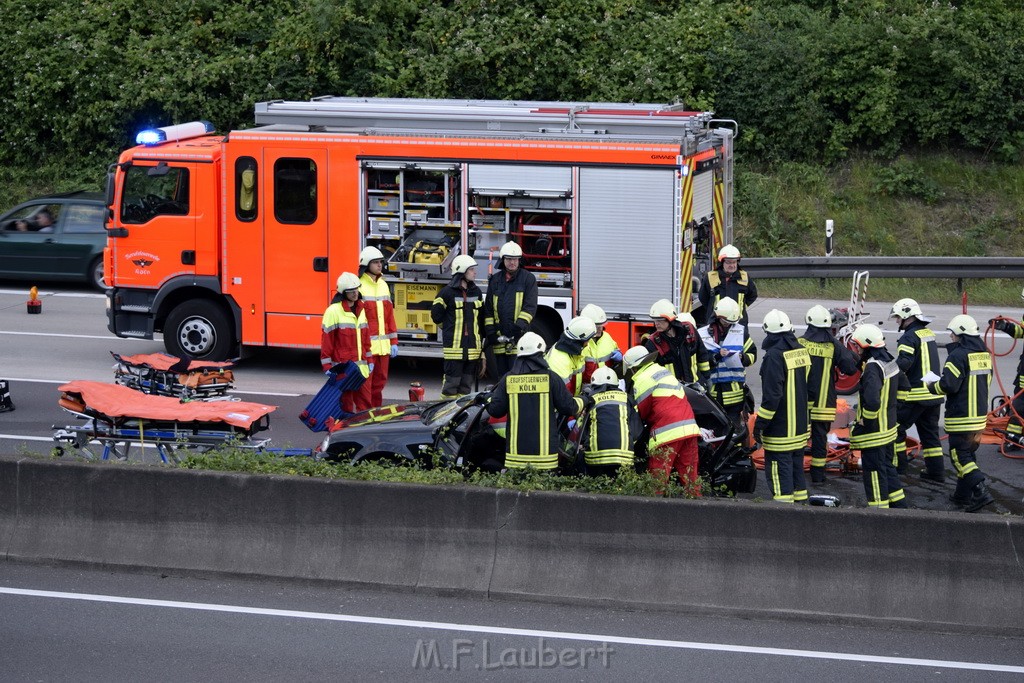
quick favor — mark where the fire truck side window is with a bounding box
[235,157,258,222]
[274,158,317,224]
[120,166,191,224]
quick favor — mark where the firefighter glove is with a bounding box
[583,393,596,410]
[993,319,1016,335]
[472,391,491,406]
[390,345,398,358]
[610,350,623,362]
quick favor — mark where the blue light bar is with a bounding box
[135,120,214,146]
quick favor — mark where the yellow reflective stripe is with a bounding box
[757,407,776,420]
[810,407,837,421]
[763,432,810,450]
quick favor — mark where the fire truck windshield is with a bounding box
[120,166,191,224]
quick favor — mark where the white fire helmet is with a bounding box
[359,246,385,267]
[947,314,980,337]
[580,303,607,325]
[565,316,597,342]
[714,297,741,323]
[590,367,619,387]
[890,298,923,320]
[451,254,477,275]
[762,309,793,334]
[852,324,885,348]
[337,272,360,292]
[498,241,523,259]
[718,244,741,261]
[649,299,677,321]
[516,331,547,357]
[622,345,654,370]
[805,304,832,328]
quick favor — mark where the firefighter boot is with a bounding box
[965,481,995,513]
[895,448,908,475]
[810,466,826,484]
[920,457,945,483]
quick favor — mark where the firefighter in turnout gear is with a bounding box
[546,316,597,395]
[485,332,585,471]
[431,255,484,398]
[321,272,372,414]
[890,298,945,480]
[696,244,758,326]
[622,346,702,490]
[698,297,756,432]
[582,367,640,477]
[580,304,623,384]
[357,246,397,409]
[754,310,811,503]
[484,241,539,378]
[849,325,907,509]
[644,299,712,385]
[989,287,1024,449]
[924,315,995,512]
[799,305,859,483]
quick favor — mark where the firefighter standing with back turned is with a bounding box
[697,244,758,326]
[924,315,995,512]
[799,305,859,483]
[848,324,908,509]
[890,298,945,480]
[431,255,484,399]
[357,246,397,409]
[484,242,538,379]
[484,332,585,471]
[582,367,640,478]
[753,310,811,503]
[320,272,372,415]
[989,287,1024,449]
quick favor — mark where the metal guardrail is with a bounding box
[742,257,1024,280]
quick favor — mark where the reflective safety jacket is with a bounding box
[359,272,397,356]
[582,332,621,384]
[849,347,899,450]
[756,332,811,451]
[430,279,484,361]
[698,321,755,407]
[799,326,859,422]
[484,267,538,353]
[895,320,943,405]
[629,363,700,450]
[485,354,583,470]
[546,335,587,395]
[697,267,758,325]
[928,336,991,433]
[320,296,371,376]
[582,387,640,467]
[645,320,711,384]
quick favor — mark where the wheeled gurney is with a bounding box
[111,352,236,400]
[53,380,276,463]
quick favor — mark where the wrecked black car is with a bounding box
[319,385,756,496]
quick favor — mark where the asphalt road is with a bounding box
[1,283,1023,514]
[1,561,1022,682]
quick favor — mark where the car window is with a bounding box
[64,204,106,233]
[2,204,60,232]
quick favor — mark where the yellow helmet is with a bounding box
[718,244,741,261]
[762,309,793,334]
[580,303,607,325]
[451,254,477,275]
[890,298,923,320]
[714,297,741,323]
[336,272,360,292]
[516,331,547,356]
[649,299,677,321]
[947,314,980,337]
[359,246,385,267]
[590,367,619,387]
[851,324,885,348]
[805,304,832,328]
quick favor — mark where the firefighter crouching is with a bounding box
[848,325,907,509]
[622,345,702,491]
[924,315,995,512]
[431,255,484,399]
[321,272,372,414]
[697,244,758,326]
[357,246,398,409]
[645,299,711,385]
[891,297,945,480]
[753,310,811,503]
[580,304,622,384]
[484,241,539,378]
[546,316,597,395]
[799,305,859,483]
[698,296,756,433]
[582,367,640,478]
[989,287,1024,449]
[484,332,585,471]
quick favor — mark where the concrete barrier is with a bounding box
[2,454,1022,635]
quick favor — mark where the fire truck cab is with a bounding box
[105,98,734,361]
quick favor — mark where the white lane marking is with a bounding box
[0,289,105,298]
[0,377,300,397]
[0,588,1020,673]
[0,331,146,341]
[0,434,54,443]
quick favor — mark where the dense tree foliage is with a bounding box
[1,0,1021,166]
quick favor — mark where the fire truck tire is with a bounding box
[165,300,234,361]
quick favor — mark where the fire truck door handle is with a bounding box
[107,227,129,238]
[312,257,329,272]
[181,250,196,265]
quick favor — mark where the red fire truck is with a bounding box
[105,97,735,360]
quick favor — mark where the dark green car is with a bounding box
[0,192,108,290]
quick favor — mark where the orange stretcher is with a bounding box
[53,380,277,463]
[111,352,236,400]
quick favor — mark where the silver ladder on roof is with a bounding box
[253,96,714,140]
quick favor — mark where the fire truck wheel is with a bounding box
[165,300,233,361]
